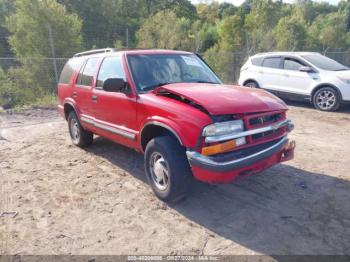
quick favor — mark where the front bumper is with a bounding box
[186,137,295,183]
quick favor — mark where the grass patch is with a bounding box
[8,93,58,112]
[32,93,58,108]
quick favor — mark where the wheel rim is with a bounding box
[70,118,80,142]
[245,82,256,88]
[149,152,169,191]
[316,90,336,110]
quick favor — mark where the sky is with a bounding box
[190,0,341,5]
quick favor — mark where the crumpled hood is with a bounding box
[155,83,287,115]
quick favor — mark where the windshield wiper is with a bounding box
[192,80,218,84]
[141,82,171,91]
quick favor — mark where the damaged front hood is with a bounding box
[155,83,287,115]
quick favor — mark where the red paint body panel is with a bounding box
[156,83,287,115]
[58,49,295,184]
[191,140,295,183]
[192,149,282,183]
[136,93,212,149]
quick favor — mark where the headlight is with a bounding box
[202,120,244,137]
[337,76,350,84]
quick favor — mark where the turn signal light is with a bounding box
[201,137,246,156]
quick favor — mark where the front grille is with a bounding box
[249,113,282,127]
[244,111,286,144]
[252,130,276,140]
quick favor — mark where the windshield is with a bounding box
[127,54,221,92]
[301,54,349,71]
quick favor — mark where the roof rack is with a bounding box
[73,48,116,57]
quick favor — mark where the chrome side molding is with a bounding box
[80,115,136,140]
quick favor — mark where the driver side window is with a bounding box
[96,56,126,88]
[284,58,305,71]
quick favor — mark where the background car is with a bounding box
[238,52,350,111]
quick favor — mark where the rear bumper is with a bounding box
[58,105,65,118]
[186,137,295,183]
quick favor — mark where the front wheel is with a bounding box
[144,136,193,203]
[312,87,340,111]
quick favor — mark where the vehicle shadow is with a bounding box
[284,99,350,114]
[87,137,350,255]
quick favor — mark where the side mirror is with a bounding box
[299,66,314,73]
[103,78,127,92]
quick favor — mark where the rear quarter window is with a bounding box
[251,57,264,66]
[58,58,84,84]
[77,57,99,86]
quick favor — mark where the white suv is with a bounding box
[238,52,350,111]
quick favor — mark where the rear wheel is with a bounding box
[312,87,340,112]
[68,111,93,147]
[244,81,259,88]
[144,136,193,203]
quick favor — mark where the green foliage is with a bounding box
[273,14,307,51]
[307,11,350,51]
[294,0,337,23]
[193,21,219,52]
[6,0,82,58]
[60,0,139,49]
[0,0,14,56]
[219,3,237,18]
[3,0,350,107]
[59,0,196,49]
[196,2,220,24]
[244,0,286,51]
[0,66,41,109]
[2,0,83,108]
[136,10,194,50]
[218,15,245,51]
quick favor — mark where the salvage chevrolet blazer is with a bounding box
[58,48,295,202]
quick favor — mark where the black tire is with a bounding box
[312,87,340,112]
[67,111,93,147]
[144,136,193,203]
[244,80,259,88]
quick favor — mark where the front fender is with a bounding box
[139,116,201,149]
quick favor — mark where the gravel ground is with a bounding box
[0,103,349,255]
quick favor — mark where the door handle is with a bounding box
[72,91,77,98]
[92,95,98,102]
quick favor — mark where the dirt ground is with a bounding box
[0,103,349,256]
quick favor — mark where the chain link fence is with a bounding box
[1,50,350,95]
[0,57,68,90]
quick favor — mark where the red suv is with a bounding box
[58,48,295,202]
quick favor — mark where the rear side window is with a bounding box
[96,56,126,87]
[262,57,281,69]
[58,58,84,84]
[251,57,264,66]
[76,57,99,86]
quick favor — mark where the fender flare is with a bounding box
[142,121,183,145]
[139,118,188,151]
[63,98,80,119]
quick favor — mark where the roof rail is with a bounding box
[73,48,116,57]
